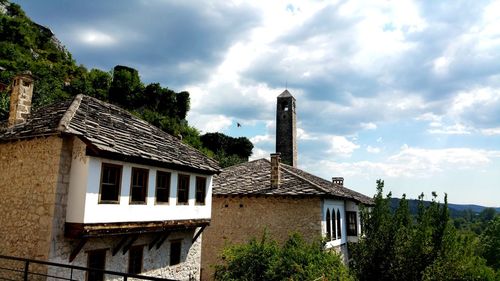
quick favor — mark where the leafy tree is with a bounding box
[480,216,500,270]
[109,65,143,108]
[214,232,352,281]
[351,180,497,281]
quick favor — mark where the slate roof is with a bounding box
[277,89,294,98]
[213,158,373,205]
[0,94,220,174]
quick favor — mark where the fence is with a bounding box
[0,255,178,281]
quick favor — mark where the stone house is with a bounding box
[200,90,373,280]
[0,73,220,280]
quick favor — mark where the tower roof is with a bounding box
[277,89,294,98]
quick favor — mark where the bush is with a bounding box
[214,232,353,281]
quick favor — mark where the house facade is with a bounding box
[0,73,220,280]
[200,90,373,280]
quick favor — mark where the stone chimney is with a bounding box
[270,153,281,188]
[8,71,34,127]
[332,177,344,187]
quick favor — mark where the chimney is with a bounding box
[8,71,34,127]
[332,177,344,187]
[270,153,281,188]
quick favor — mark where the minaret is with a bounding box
[276,90,297,167]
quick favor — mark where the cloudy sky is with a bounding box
[14,0,500,206]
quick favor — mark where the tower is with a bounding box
[276,90,297,167]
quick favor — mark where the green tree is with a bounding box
[480,216,500,270]
[214,232,352,281]
[351,180,496,281]
[109,65,143,108]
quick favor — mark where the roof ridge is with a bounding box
[57,94,83,133]
[279,165,330,195]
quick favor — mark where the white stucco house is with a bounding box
[0,73,220,280]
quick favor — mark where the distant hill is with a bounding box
[390,198,500,218]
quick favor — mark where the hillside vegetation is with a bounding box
[0,0,252,167]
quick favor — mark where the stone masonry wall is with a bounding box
[201,196,322,280]
[48,230,202,281]
[0,136,68,278]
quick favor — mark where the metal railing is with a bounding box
[0,255,178,281]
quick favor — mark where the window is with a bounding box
[130,168,148,203]
[326,209,331,240]
[195,177,207,205]
[332,209,337,240]
[99,163,122,203]
[177,174,190,204]
[170,240,182,265]
[346,211,358,236]
[128,245,143,274]
[156,171,171,203]
[336,209,342,240]
[87,249,106,281]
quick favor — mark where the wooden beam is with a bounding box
[69,238,87,262]
[148,234,163,251]
[122,234,139,255]
[192,226,207,244]
[112,236,129,256]
[156,232,170,250]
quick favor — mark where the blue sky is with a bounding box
[13,0,500,206]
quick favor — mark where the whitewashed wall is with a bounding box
[322,199,346,248]
[345,200,362,243]
[66,156,213,224]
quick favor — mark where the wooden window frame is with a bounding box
[86,249,106,281]
[177,174,190,205]
[130,167,149,204]
[128,245,144,274]
[155,171,171,204]
[195,177,207,205]
[346,211,358,236]
[98,163,122,204]
[169,239,182,266]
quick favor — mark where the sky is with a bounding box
[12,0,500,207]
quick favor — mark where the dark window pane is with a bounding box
[177,175,190,204]
[337,209,342,240]
[128,245,143,274]
[170,240,182,265]
[332,208,337,240]
[87,250,106,281]
[195,177,206,204]
[99,164,122,202]
[131,168,148,203]
[326,209,331,240]
[346,211,358,236]
[156,171,171,203]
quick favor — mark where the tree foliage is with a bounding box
[351,180,498,281]
[0,0,253,166]
[214,232,353,281]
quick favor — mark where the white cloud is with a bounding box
[307,145,500,180]
[250,134,273,144]
[481,127,500,136]
[326,136,360,157]
[366,145,381,154]
[427,123,471,135]
[79,30,116,46]
[187,113,232,133]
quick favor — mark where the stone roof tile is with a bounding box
[213,158,373,205]
[0,94,220,174]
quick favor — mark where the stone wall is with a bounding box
[0,136,69,279]
[201,195,322,280]
[0,136,65,260]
